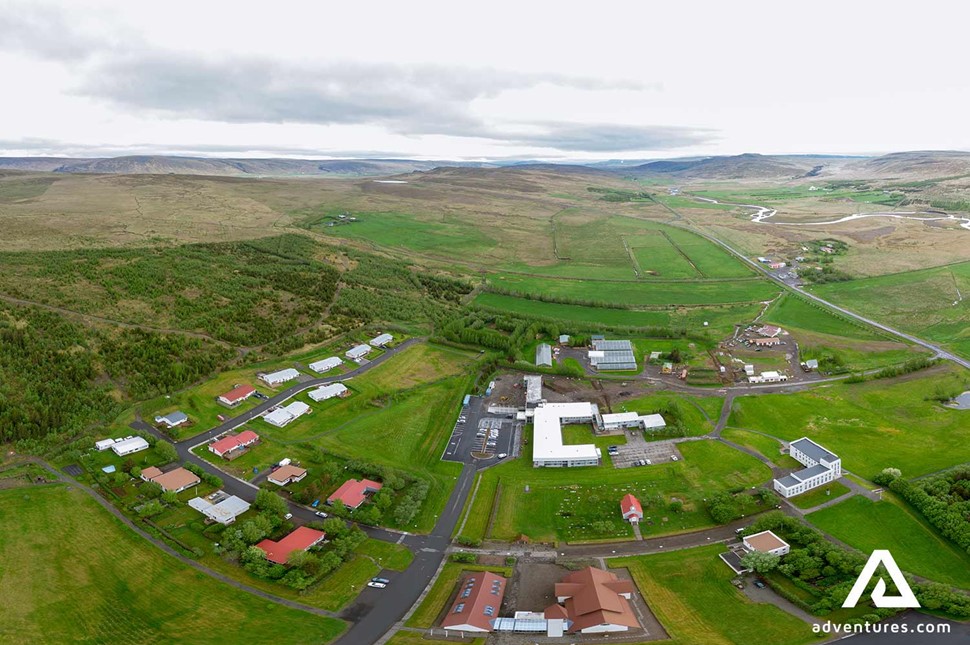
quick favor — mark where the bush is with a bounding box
[450,552,477,564]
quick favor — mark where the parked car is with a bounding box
[315,511,329,518]
[284,513,293,520]
[671,455,679,461]
[371,577,390,584]
[497,453,508,459]
[367,581,386,589]
[754,580,766,589]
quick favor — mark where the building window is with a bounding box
[454,603,465,613]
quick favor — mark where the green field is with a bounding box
[813,261,970,360]
[720,428,784,462]
[459,434,772,543]
[807,496,970,588]
[611,545,817,645]
[788,481,850,509]
[405,563,512,629]
[0,484,345,644]
[618,391,722,437]
[728,368,970,478]
[762,294,884,340]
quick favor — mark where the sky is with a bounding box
[1,0,969,161]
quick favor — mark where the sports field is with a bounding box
[812,261,970,360]
[728,368,970,478]
[807,496,970,588]
[0,484,345,644]
[610,545,815,645]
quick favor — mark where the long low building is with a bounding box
[209,430,259,459]
[260,368,300,386]
[140,466,200,493]
[264,401,311,427]
[189,493,250,525]
[600,412,666,432]
[346,344,372,361]
[589,339,637,371]
[524,375,543,408]
[308,356,342,373]
[533,402,600,468]
[308,383,349,402]
[370,333,393,347]
[773,437,841,498]
[748,370,789,384]
[442,571,507,633]
[218,384,256,406]
[110,436,150,456]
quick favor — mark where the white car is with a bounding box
[367,581,387,589]
[670,455,679,462]
[497,453,508,459]
[284,513,293,520]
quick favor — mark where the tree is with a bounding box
[254,489,288,517]
[741,550,780,574]
[161,490,179,504]
[154,440,178,463]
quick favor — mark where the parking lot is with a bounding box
[609,432,683,468]
[442,395,517,466]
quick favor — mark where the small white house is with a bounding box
[346,344,372,361]
[264,401,311,427]
[308,357,342,373]
[370,333,393,347]
[154,411,188,428]
[95,438,116,451]
[743,530,790,556]
[308,383,349,402]
[260,368,300,387]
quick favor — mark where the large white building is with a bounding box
[532,402,601,468]
[773,437,842,498]
[260,368,300,387]
[264,401,311,427]
[308,356,342,373]
[748,370,789,384]
[110,436,150,456]
[308,383,348,402]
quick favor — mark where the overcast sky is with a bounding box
[1,0,968,160]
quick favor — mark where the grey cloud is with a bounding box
[500,123,716,152]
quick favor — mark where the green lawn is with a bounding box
[728,368,970,478]
[807,495,970,588]
[356,538,415,571]
[720,428,784,462]
[405,563,512,629]
[788,482,851,509]
[0,484,345,644]
[610,545,818,645]
[618,391,722,437]
[461,433,772,543]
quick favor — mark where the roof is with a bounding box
[141,466,163,479]
[775,474,801,488]
[524,375,543,404]
[550,567,638,633]
[269,464,307,484]
[265,401,310,426]
[535,343,552,366]
[370,333,393,345]
[790,437,838,463]
[149,467,200,492]
[592,339,633,351]
[744,530,789,553]
[210,430,259,455]
[328,478,383,508]
[533,402,598,463]
[804,359,819,368]
[256,527,326,565]
[758,325,782,337]
[156,411,188,425]
[792,463,831,480]
[308,356,342,372]
[263,368,300,383]
[761,371,781,378]
[346,343,372,357]
[639,413,666,429]
[111,436,149,454]
[620,493,643,517]
[719,550,751,574]
[441,571,507,632]
[308,383,348,401]
[189,494,250,523]
[602,412,639,424]
[220,384,255,402]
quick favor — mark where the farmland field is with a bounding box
[807,496,970,588]
[0,484,345,644]
[610,545,815,645]
[812,261,970,360]
[728,368,970,478]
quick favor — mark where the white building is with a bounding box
[110,436,150,456]
[524,375,543,408]
[743,530,790,556]
[370,333,393,347]
[744,364,756,377]
[260,368,300,387]
[535,343,552,367]
[588,339,637,371]
[95,438,116,451]
[154,411,188,428]
[601,412,666,432]
[308,356,342,373]
[346,344,372,361]
[748,370,789,384]
[532,402,601,468]
[308,383,348,402]
[189,494,251,525]
[264,401,311,427]
[773,437,842,498]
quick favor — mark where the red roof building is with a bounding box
[218,384,257,406]
[544,567,638,634]
[327,478,383,509]
[441,571,507,632]
[209,430,260,458]
[620,494,643,523]
[256,526,326,565]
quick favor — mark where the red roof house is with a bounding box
[209,430,260,458]
[327,478,383,509]
[218,384,257,406]
[441,571,507,632]
[544,567,638,634]
[256,526,326,565]
[620,494,643,523]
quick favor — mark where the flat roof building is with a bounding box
[533,402,600,468]
[743,530,790,556]
[308,356,342,373]
[346,344,372,360]
[264,401,311,427]
[308,383,348,402]
[442,571,507,633]
[189,493,250,524]
[111,436,150,456]
[260,368,300,386]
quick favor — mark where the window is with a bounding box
[461,588,472,598]
[484,606,495,616]
[454,603,465,613]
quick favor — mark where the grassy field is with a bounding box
[807,495,970,588]
[458,434,772,543]
[720,428,784,462]
[762,294,884,340]
[788,482,850,509]
[404,563,512,629]
[813,261,970,360]
[728,368,970,478]
[0,484,345,644]
[610,545,817,645]
[617,391,722,437]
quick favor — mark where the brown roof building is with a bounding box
[142,466,200,493]
[544,567,639,634]
[441,571,507,633]
[268,464,308,486]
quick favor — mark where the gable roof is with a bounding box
[256,527,326,564]
[327,478,383,508]
[551,567,638,633]
[210,430,259,455]
[620,494,643,517]
[148,467,200,492]
[441,571,507,631]
[219,384,256,403]
[268,464,307,484]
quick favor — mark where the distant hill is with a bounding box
[847,151,970,178]
[626,153,858,180]
[0,155,495,177]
